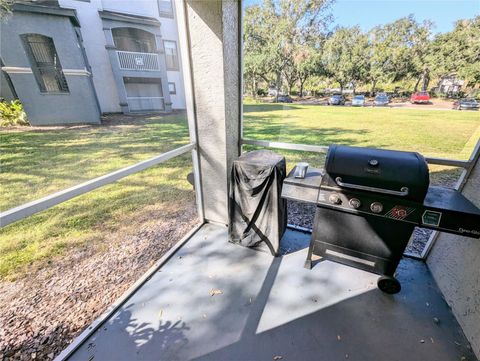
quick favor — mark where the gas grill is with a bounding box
[282,145,480,294]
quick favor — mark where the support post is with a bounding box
[181,0,241,224]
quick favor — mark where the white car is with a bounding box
[351,95,366,107]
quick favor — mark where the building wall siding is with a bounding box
[60,0,121,113]
[0,12,101,125]
[59,0,186,111]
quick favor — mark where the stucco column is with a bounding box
[427,146,480,358]
[182,0,241,224]
[103,27,129,113]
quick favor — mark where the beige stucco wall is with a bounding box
[427,157,480,358]
[185,0,241,224]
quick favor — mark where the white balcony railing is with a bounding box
[117,51,160,71]
[126,97,165,112]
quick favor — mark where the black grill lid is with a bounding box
[324,145,430,202]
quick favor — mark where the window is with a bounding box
[168,82,176,94]
[112,28,157,53]
[21,34,69,93]
[158,0,173,18]
[163,40,179,70]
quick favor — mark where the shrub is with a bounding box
[0,100,29,126]
[256,88,267,97]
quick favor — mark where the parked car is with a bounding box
[373,94,389,106]
[351,95,366,107]
[453,98,479,110]
[276,95,293,103]
[328,94,345,105]
[410,91,430,104]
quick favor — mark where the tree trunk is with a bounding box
[275,72,281,102]
[299,81,304,98]
[252,76,257,98]
[422,69,430,91]
[370,80,377,96]
[414,77,421,92]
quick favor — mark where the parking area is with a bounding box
[292,97,471,110]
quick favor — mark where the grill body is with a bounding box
[309,206,415,277]
[306,145,440,293]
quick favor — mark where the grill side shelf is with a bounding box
[421,187,480,238]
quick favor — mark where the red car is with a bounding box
[410,91,430,104]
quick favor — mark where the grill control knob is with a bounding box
[349,198,361,209]
[370,202,383,213]
[329,193,342,205]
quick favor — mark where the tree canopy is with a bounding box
[244,2,480,97]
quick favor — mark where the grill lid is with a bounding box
[324,145,430,202]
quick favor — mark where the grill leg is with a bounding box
[304,240,314,269]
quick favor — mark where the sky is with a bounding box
[243,0,480,33]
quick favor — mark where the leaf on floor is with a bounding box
[209,289,223,296]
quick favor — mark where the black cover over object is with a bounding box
[229,150,287,256]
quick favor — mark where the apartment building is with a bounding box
[0,0,185,125]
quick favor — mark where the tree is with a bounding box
[368,26,396,94]
[0,0,14,19]
[243,0,332,99]
[428,16,480,88]
[366,16,433,93]
[295,45,324,96]
[322,26,369,93]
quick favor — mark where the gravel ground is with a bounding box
[0,202,197,361]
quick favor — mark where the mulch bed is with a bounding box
[0,204,197,361]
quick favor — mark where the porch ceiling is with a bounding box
[66,224,475,361]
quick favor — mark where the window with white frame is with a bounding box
[158,0,173,18]
[168,82,176,94]
[163,40,179,71]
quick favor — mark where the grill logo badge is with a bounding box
[385,206,415,220]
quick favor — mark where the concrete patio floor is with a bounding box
[67,223,476,361]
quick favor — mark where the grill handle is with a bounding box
[335,177,409,197]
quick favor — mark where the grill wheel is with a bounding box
[377,276,402,294]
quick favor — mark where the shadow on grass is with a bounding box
[243,103,302,113]
[0,115,191,210]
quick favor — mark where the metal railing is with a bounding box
[126,96,165,112]
[117,51,160,71]
[241,138,473,168]
[241,137,480,259]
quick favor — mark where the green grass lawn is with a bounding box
[244,102,479,159]
[1,105,478,279]
[0,113,190,211]
[243,102,479,184]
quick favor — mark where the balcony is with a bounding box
[117,51,160,71]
